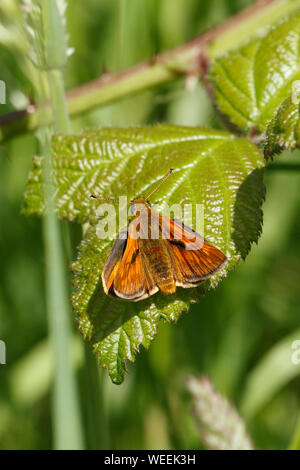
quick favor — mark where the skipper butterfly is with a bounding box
[91,169,226,301]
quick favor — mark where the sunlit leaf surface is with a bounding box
[210,15,300,133]
[264,95,300,158]
[24,125,265,383]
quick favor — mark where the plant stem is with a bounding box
[45,3,108,450]
[43,186,84,450]
[36,0,83,450]
[1,0,300,142]
[39,74,83,449]
[47,69,71,134]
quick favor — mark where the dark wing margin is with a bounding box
[102,229,128,295]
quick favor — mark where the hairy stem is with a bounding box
[37,0,83,450]
[47,69,71,134]
[1,0,300,142]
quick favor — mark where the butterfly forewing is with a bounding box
[102,224,158,300]
[102,229,128,295]
[164,217,226,286]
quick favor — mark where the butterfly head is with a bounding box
[130,197,150,215]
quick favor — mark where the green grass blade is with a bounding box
[240,329,300,418]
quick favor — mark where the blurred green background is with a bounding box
[0,0,300,450]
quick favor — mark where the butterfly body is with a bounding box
[129,197,176,294]
[140,238,176,295]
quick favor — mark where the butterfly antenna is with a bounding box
[145,168,173,200]
[90,194,117,202]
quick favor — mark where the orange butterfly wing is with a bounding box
[102,226,158,301]
[102,229,127,295]
[161,216,226,287]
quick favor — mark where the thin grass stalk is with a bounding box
[44,1,107,450]
[25,0,84,449]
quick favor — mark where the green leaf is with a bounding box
[264,95,300,158]
[210,14,300,133]
[24,125,265,383]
